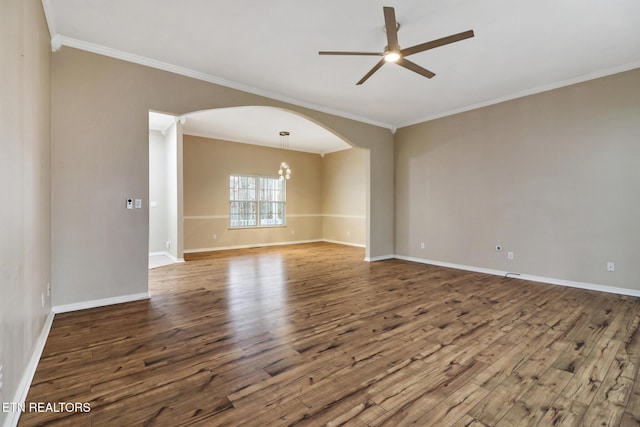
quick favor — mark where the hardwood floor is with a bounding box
[20,242,640,426]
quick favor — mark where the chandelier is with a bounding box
[278,131,292,180]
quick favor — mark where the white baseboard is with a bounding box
[52,292,150,314]
[165,252,184,263]
[322,239,366,248]
[515,272,640,298]
[4,311,55,427]
[184,239,323,254]
[394,254,640,298]
[365,254,395,262]
[149,251,184,263]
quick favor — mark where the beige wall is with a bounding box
[322,148,368,246]
[395,69,640,290]
[51,47,393,306]
[183,135,323,250]
[183,137,367,251]
[0,0,51,423]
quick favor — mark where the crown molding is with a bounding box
[40,0,56,40]
[39,3,640,131]
[398,60,640,128]
[182,129,349,155]
[51,35,394,131]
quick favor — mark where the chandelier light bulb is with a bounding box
[277,131,292,180]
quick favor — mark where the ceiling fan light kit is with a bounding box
[384,50,401,63]
[319,6,474,85]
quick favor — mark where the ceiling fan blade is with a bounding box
[383,7,400,51]
[356,59,385,85]
[319,51,382,56]
[401,30,474,57]
[397,58,435,79]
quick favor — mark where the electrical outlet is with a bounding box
[212,234,217,240]
[166,240,170,249]
[607,262,615,272]
[507,251,514,260]
[420,242,425,249]
[0,364,4,392]
[47,282,51,297]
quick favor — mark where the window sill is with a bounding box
[229,225,287,230]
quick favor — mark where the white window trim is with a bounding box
[229,174,286,229]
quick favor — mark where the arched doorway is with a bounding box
[149,106,370,264]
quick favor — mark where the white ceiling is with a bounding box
[149,108,352,155]
[46,0,640,132]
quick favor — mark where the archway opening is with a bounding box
[148,106,371,267]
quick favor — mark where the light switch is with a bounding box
[135,199,142,209]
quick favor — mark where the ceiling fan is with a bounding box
[319,6,474,85]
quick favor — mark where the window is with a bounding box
[229,175,285,228]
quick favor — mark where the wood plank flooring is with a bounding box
[19,242,640,426]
